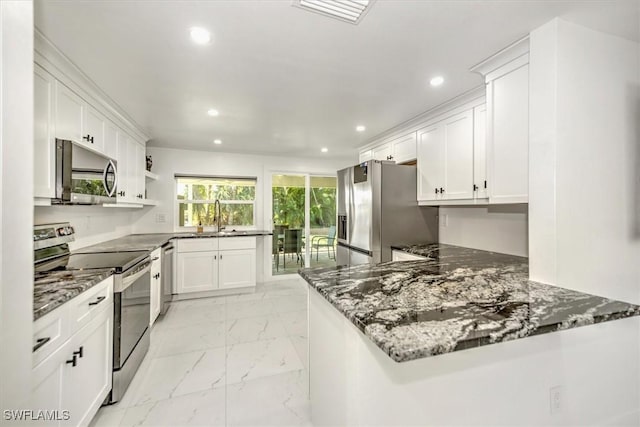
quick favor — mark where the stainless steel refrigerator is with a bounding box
[337,160,438,266]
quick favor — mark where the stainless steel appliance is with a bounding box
[54,138,118,205]
[336,160,438,266]
[34,223,151,405]
[160,242,174,315]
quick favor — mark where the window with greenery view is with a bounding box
[176,176,256,228]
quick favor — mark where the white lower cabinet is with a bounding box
[31,277,113,427]
[150,248,162,326]
[177,251,219,293]
[219,249,256,289]
[176,237,257,294]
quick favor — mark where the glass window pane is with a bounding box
[220,203,254,226]
[178,203,217,227]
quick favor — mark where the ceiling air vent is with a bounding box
[293,0,375,25]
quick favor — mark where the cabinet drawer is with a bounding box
[177,238,218,253]
[33,305,71,366]
[219,236,256,251]
[69,277,113,335]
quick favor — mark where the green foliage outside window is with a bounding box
[272,186,336,229]
[177,177,256,227]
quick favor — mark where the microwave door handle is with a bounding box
[103,159,117,197]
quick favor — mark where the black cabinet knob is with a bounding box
[435,188,439,194]
[66,355,77,367]
[74,346,84,358]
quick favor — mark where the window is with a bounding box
[176,176,257,228]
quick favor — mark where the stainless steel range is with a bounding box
[34,223,151,404]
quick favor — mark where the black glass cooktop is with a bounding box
[36,251,149,274]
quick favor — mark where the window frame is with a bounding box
[174,175,257,231]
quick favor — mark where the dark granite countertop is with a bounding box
[299,243,640,363]
[75,230,272,253]
[34,269,114,320]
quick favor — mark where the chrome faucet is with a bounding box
[213,199,225,233]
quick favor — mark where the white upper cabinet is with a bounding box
[391,132,417,164]
[371,143,393,161]
[104,120,119,160]
[417,124,445,202]
[84,105,106,153]
[471,37,529,204]
[55,81,84,145]
[442,110,474,200]
[416,110,474,203]
[473,105,488,199]
[360,132,418,165]
[34,65,56,199]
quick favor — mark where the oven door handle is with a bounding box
[119,262,151,293]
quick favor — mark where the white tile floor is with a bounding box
[90,279,310,427]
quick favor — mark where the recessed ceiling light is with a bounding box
[190,27,211,45]
[213,139,222,145]
[207,109,219,117]
[321,147,328,153]
[430,76,444,87]
[356,125,366,132]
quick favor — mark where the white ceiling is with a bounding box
[35,0,639,158]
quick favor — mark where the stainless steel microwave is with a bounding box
[54,139,118,205]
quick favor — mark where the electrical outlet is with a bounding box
[549,386,563,414]
[156,213,167,224]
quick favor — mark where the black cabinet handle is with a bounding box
[66,354,77,367]
[440,187,445,193]
[435,188,439,194]
[33,337,51,352]
[484,180,487,189]
[214,255,217,260]
[473,184,478,191]
[118,190,125,197]
[73,346,84,359]
[88,296,106,306]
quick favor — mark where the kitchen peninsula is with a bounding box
[299,244,640,426]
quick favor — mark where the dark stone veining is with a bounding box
[34,269,114,320]
[299,243,640,363]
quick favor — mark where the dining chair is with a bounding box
[283,228,303,268]
[311,225,336,261]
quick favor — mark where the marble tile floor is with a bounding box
[90,279,310,427]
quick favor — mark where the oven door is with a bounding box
[113,261,150,369]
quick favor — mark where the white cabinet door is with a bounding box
[176,252,218,293]
[473,105,488,199]
[150,248,162,326]
[487,63,529,203]
[84,105,105,154]
[358,149,373,163]
[443,111,474,200]
[55,81,85,145]
[135,142,146,200]
[417,124,444,202]
[372,143,393,161]
[34,65,56,199]
[62,313,112,427]
[116,131,128,201]
[31,345,65,427]
[218,249,256,289]
[104,121,118,160]
[391,132,417,164]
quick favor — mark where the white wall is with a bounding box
[34,206,138,250]
[1,0,34,413]
[529,19,640,303]
[439,205,528,257]
[133,147,352,281]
